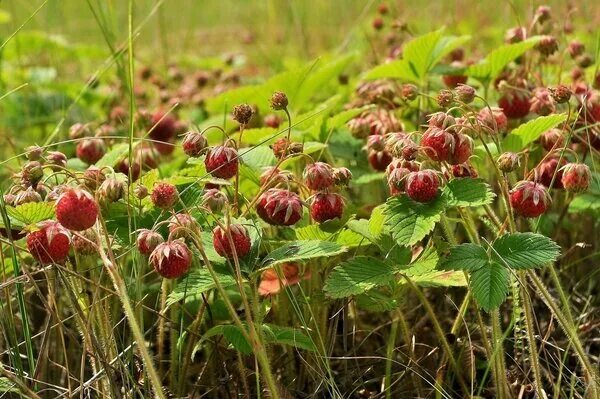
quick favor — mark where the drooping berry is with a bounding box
[98,177,125,205]
[303,162,334,191]
[561,163,591,193]
[510,181,551,217]
[497,152,521,173]
[149,240,192,279]
[448,133,473,165]
[182,132,208,157]
[406,170,440,203]
[256,189,303,226]
[168,213,198,239]
[137,229,164,256]
[477,107,508,133]
[27,221,71,264]
[212,224,252,259]
[83,166,106,190]
[14,187,42,206]
[451,163,478,178]
[535,157,567,189]
[202,189,228,212]
[310,193,344,223]
[232,103,254,125]
[204,146,239,179]
[332,167,353,186]
[498,92,530,119]
[539,128,565,151]
[368,149,393,171]
[530,87,556,116]
[56,188,99,231]
[76,138,106,165]
[386,159,419,196]
[151,182,179,209]
[421,127,455,162]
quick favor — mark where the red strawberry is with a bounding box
[477,107,508,133]
[561,163,591,193]
[535,157,567,189]
[421,127,455,162]
[117,159,142,182]
[149,240,192,279]
[367,134,386,151]
[498,93,530,119]
[27,221,71,264]
[56,188,99,231]
[530,87,556,116]
[182,132,208,157]
[448,133,473,165]
[168,213,198,239]
[212,224,252,259]
[205,146,239,179]
[149,111,177,141]
[442,74,468,88]
[332,167,353,186]
[270,138,303,158]
[83,166,106,190]
[427,112,455,129]
[151,182,179,209]
[263,114,282,128]
[386,159,420,196]
[310,193,344,223]
[259,167,294,187]
[256,189,303,226]
[368,149,393,171]
[303,162,334,191]
[451,163,478,178]
[539,128,565,151]
[76,138,106,165]
[510,181,551,218]
[137,229,164,256]
[406,170,440,203]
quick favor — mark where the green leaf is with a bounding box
[569,193,600,214]
[365,30,469,82]
[492,232,560,270]
[6,202,55,225]
[262,324,316,351]
[239,145,276,170]
[324,256,396,298]
[354,172,385,185]
[444,178,495,207]
[96,143,132,168]
[466,37,542,81]
[356,289,400,312]
[441,243,489,271]
[401,247,467,287]
[470,261,509,312]
[502,114,567,152]
[167,267,237,307]
[261,240,346,268]
[384,195,446,246]
[293,225,365,248]
[201,325,253,354]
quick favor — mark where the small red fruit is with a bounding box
[168,213,198,239]
[421,127,455,162]
[27,221,71,264]
[451,163,478,178]
[561,163,591,193]
[56,188,99,231]
[535,157,567,189]
[539,128,565,151]
[205,146,239,179]
[406,170,440,203]
[478,107,508,133]
[151,182,179,209]
[448,133,473,165]
[498,93,530,119]
[76,138,106,165]
[510,181,551,218]
[72,229,97,256]
[367,149,393,171]
[137,229,164,256]
[149,240,192,279]
[182,132,208,157]
[212,224,252,259]
[310,193,344,223]
[303,162,334,191]
[149,111,177,142]
[256,189,304,226]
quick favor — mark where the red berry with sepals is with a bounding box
[149,110,177,142]
[448,133,473,165]
[303,162,334,191]
[477,107,508,133]
[56,188,99,231]
[76,138,106,165]
[421,127,455,162]
[137,229,164,256]
[535,157,567,189]
[368,149,393,171]
[561,163,591,193]
[182,132,208,157]
[27,221,71,264]
[451,163,478,178]
[405,170,440,203]
[205,146,239,179]
[310,193,344,223]
[151,182,179,209]
[168,212,198,239]
[212,224,252,259]
[539,128,565,151]
[256,188,304,226]
[149,240,192,279]
[510,181,551,218]
[498,92,530,119]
